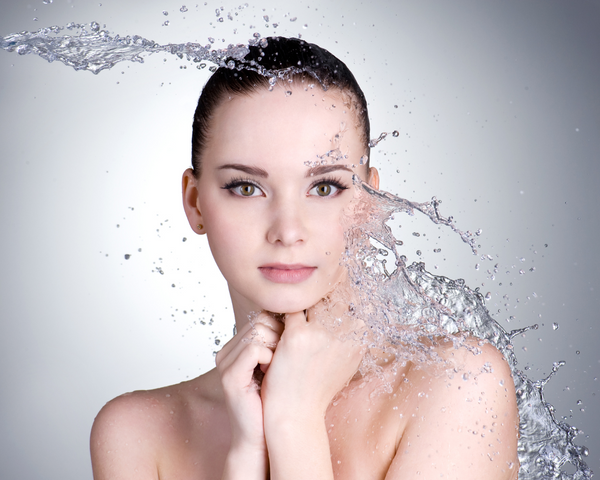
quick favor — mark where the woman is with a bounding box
[91,37,519,480]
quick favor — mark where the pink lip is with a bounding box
[258,264,316,284]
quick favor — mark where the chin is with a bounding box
[259,294,323,316]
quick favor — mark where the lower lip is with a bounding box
[258,266,316,284]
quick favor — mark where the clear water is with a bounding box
[1,23,592,480]
[342,180,592,479]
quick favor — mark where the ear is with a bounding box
[367,167,380,190]
[182,168,205,234]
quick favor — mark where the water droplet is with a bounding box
[124,254,131,260]
[285,90,292,96]
[576,350,580,355]
[263,15,269,22]
[485,292,492,301]
[416,250,422,256]
[163,10,169,16]
[392,130,399,137]
[42,0,53,4]
[303,24,308,29]
[180,5,188,12]
[552,322,559,330]
[162,20,170,26]
[412,232,420,237]
[290,17,297,22]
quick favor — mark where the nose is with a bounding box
[266,198,308,246]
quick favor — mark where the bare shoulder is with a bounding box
[387,337,519,480]
[91,369,229,480]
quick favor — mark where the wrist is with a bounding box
[222,444,268,480]
[263,393,329,427]
[264,407,326,443]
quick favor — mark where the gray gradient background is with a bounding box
[1,0,599,478]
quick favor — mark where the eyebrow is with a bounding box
[217,163,269,177]
[217,163,354,178]
[305,164,354,177]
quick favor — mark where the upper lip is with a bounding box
[258,263,315,270]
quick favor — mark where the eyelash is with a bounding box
[221,175,350,197]
[222,176,262,194]
[308,176,349,196]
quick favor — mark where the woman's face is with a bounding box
[183,83,378,317]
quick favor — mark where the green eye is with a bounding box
[315,184,332,196]
[239,184,256,196]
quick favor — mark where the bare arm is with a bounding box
[216,314,284,480]
[261,309,364,480]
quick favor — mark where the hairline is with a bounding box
[195,75,370,178]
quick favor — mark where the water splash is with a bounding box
[1,22,250,74]
[341,178,592,479]
[1,22,592,480]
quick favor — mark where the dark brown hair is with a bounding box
[191,36,370,177]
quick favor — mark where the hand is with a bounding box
[216,312,284,452]
[261,299,365,423]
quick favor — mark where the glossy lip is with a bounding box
[258,263,317,284]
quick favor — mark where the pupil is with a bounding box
[242,184,254,196]
[319,184,331,196]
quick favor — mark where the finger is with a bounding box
[246,323,282,349]
[220,343,274,391]
[215,320,256,363]
[252,311,285,335]
[283,310,308,329]
[217,323,281,372]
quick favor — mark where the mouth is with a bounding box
[258,264,317,284]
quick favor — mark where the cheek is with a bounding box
[314,218,346,272]
[202,202,253,268]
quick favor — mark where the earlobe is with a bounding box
[182,168,205,234]
[368,167,380,190]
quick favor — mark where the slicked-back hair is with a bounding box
[191,36,370,177]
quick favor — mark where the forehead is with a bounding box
[203,84,366,174]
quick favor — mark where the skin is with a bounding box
[90,82,519,480]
